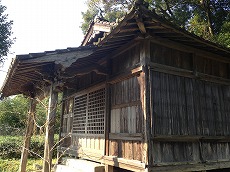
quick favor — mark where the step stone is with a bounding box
[64,158,105,172]
[55,164,79,172]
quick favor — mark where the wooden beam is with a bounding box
[151,135,230,142]
[148,160,230,172]
[108,66,142,84]
[109,133,143,141]
[98,39,140,64]
[135,16,147,34]
[103,156,146,172]
[98,10,136,45]
[138,4,229,55]
[42,83,58,172]
[19,98,36,172]
[64,63,108,77]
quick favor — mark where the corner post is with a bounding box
[19,98,36,172]
[139,39,153,169]
[42,83,58,172]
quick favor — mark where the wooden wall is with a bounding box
[151,71,230,136]
[112,44,140,75]
[152,141,230,164]
[149,41,230,167]
[71,134,105,160]
[59,39,230,171]
[109,76,145,162]
[76,71,106,90]
[150,43,193,71]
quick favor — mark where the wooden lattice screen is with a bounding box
[72,88,105,135]
[73,94,87,134]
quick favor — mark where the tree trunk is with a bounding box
[19,98,36,172]
[201,0,214,36]
[42,84,58,172]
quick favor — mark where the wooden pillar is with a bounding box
[19,98,36,172]
[105,165,114,172]
[139,39,153,169]
[105,58,112,157]
[57,93,65,164]
[42,84,58,172]
[104,83,111,156]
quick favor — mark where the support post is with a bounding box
[139,40,152,170]
[42,84,58,172]
[104,83,111,156]
[57,93,65,164]
[105,165,114,172]
[19,98,36,172]
[105,58,112,157]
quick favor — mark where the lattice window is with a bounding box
[72,88,105,135]
[73,94,87,134]
[87,88,105,134]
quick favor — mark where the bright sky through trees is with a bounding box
[0,0,87,88]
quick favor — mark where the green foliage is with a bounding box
[0,95,29,133]
[215,21,230,48]
[82,0,230,47]
[0,1,14,64]
[0,135,58,159]
[0,158,20,172]
[0,94,62,135]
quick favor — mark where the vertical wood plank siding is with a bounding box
[151,71,230,164]
[152,142,230,164]
[111,76,143,134]
[71,134,105,159]
[112,45,140,75]
[151,71,230,136]
[150,43,193,70]
[196,55,229,78]
[77,71,106,90]
[109,76,145,162]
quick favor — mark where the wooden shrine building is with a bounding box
[1,1,230,172]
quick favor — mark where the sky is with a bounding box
[0,0,87,88]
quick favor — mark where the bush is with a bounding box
[0,135,58,159]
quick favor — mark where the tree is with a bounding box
[0,95,29,134]
[81,0,230,47]
[0,94,62,135]
[0,1,14,64]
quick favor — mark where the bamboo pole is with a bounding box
[19,98,36,172]
[42,84,58,172]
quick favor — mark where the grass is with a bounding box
[0,158,41,172]
[0,158,57,172]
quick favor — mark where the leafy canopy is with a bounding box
[0,1,14,64]
[81,0,230,47]
[0,94,62,135]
